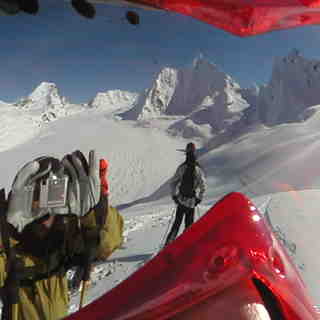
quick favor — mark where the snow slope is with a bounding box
[1,52,320,316]
[0,106,319,316]
[0,101,40,151]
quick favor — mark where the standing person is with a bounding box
[165,142,206,246]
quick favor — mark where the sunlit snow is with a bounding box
[0,52,320,316]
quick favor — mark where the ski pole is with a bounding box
[78,257,91,311]
[159,207,176,248]
[12,304,18,320]
[79,280,89,310]
[196,206,201,220]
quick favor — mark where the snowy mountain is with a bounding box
[14,82,83,123]
[121,56,249,142]
[121,57,248,120]
[119,68,178,120]
[256,49,320,125]
[88,90,138,114]
[114,51,320,144]
[200,50,320,150]
[166,56,246,116]
[167,87,248,141]
[2,51,320,153]
[152,50,320,148]
[7,51,320,134]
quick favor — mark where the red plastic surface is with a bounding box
[131,0,320,36]
[66,192,318,319]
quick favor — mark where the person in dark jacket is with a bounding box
[165,142,206,245]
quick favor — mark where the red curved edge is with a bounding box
[66,192,318,320]
[129,0,320,36]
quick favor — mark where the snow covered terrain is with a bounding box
[88,90,138,115]
[0,51,320,316]
[119,56,249,142]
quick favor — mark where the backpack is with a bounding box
[179,163,197,198]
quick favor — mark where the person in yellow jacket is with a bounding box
[0,150,124,320]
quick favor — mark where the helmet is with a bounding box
[8,150,100,232]
[7,156,69,232]
[185,142,196,154]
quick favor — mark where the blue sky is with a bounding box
[1,0,320,104]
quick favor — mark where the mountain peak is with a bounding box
[257,51,320,125]
[192,52,205,67]
[192,54,219,73]
[14,82,70,123]
[29,82,59,102]
[121,56,244,131]
[120,68,179,120]
[287,48,301,58]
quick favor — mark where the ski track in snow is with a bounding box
[123,210,172,238]
[68,208,174,312]
[68,205,210,313]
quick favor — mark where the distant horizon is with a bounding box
[0,49,304,105]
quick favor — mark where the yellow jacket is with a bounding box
[0,206,124,320]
